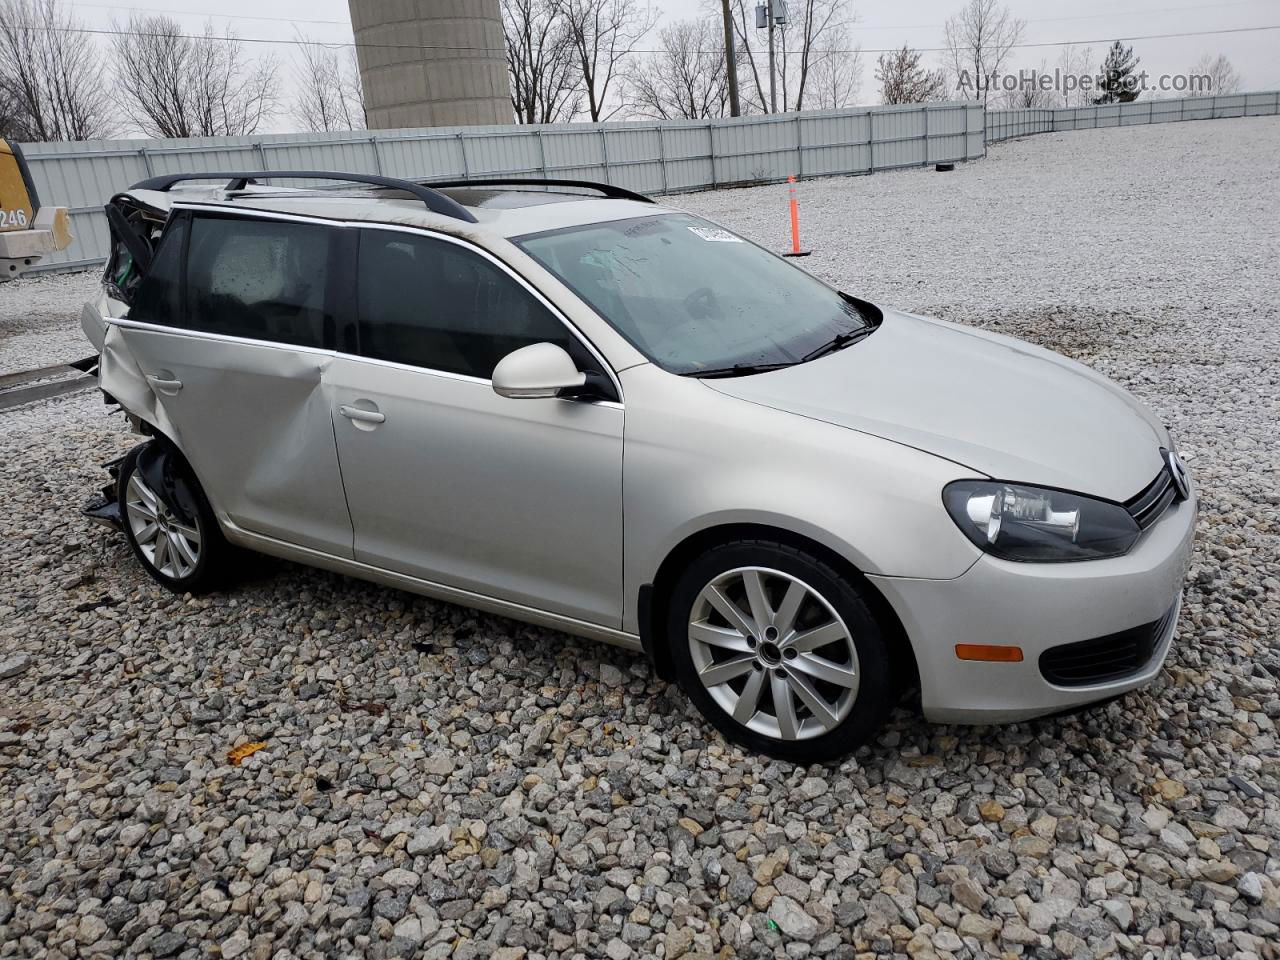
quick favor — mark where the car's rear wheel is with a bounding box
[118,441,229,593]
[668,540,894,763]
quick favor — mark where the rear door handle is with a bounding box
[338,404,385,424]
[146,374,182,395]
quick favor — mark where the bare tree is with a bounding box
[943,0,1025,105]
[503,0,582,124]
[291,36,365,132]
[1055,43,1095,107]
[876,45,946,105]
[0,0,115,141]
[0,94,19,142]
[806,26,862,110]
[995,59,1057,108]
[785,0,853,111]
[112,15,277,138]
[556,0,657,122]
[1192,53,1240,95]
[627,19,728,120]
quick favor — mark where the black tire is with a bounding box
[117,440,230,594]
[667,540,894,763]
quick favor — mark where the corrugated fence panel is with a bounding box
[379,136,466,180]
[870,109,921,170]
[540,127,606,181]
[600,126,664,194]
[986,90,1279,144]
[713,115,797,185]
[1246,91,1280,116]
[658,124,714,192]
[800,112,871,176]
[1181,97,1215,122]
[263,137,380,175]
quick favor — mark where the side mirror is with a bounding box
[492,342,587,399]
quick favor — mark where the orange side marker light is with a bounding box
[955,644,1024,663]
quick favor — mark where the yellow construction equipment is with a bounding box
[0,139,72,281]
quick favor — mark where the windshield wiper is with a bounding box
[800,326,874,363]
[681,361,796,379]
[682,325,875,378]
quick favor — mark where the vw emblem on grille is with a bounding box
[1164,449,1191,501]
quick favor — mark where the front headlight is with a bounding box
[943,480,1140,562]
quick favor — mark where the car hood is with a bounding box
[705,308,1168,502]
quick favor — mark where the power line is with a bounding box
[70,1,349,27]
[67,0,1270,33]
[855,0,1271,31]
[21,21,1280,56]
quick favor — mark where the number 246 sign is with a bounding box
[1,207,29,230]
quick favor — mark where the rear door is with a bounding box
[107,208,354,556]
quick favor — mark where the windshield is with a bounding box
[514,214,872,375]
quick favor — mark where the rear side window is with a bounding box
[184,216,333,348]
[128,214,187,326]
[356,229,582,379]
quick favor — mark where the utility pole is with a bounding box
[721,0,741,117]
[767,5,777,113]
[757,1,786,113]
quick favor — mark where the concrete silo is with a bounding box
[348,0,513,129]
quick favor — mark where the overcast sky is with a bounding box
[67,0,1280,131]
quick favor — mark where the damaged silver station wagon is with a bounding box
[81,172,1196,762]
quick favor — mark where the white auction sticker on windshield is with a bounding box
[687,226,743,243]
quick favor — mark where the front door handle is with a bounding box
[146,373,182,395]
[339,404,385,425]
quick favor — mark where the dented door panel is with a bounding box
[104,321,355,557]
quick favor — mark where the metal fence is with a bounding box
[20,101,985,273]
[986,90,1280,143]
[19,89,1279,274]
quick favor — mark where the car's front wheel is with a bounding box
[668,540,895,763]
[118,441,229,593]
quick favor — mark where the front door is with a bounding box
[328,227,624,626]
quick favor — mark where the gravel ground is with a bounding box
[1,116,1278,960]
[0,271,100,374]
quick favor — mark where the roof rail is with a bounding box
[128,171,478,224]
[423,177,655,205]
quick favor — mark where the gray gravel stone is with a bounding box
[1,117,1278,960]
[0,654,31,678]
[769,895,819,941]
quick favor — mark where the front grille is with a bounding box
[1126,465,1178,531]
[1039,605,1177,687]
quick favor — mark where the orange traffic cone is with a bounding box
[782,175,811,258]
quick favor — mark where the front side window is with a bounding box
[184,215,333,348]
[356,229,583,379]
[515,214,872,375]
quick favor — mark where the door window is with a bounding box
[355,229,584,379]
[184,215,333,348]
[128,213,187,326]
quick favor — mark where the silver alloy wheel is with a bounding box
[688,566,860,741]
[124,473,202,580]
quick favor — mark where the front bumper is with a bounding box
[869,491,1197,724]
